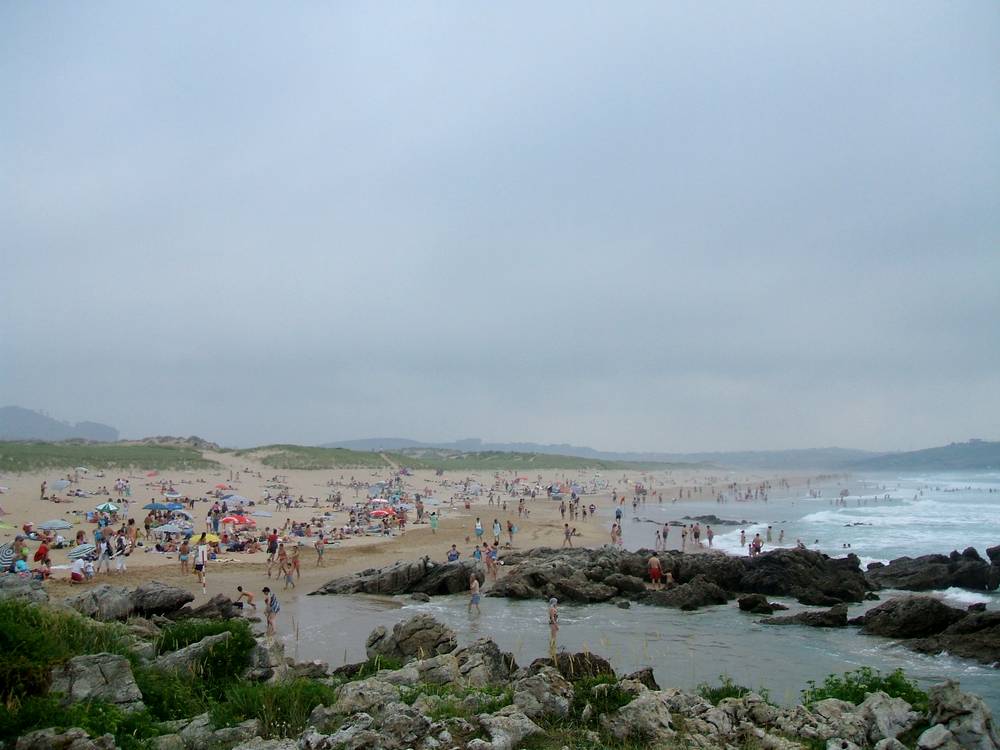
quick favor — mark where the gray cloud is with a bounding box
[2,2,998,451]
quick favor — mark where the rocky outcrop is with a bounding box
[909,610,1000,668]
[858,597,968,639]
[454,638,519,686]
[528,651,615,681]
[761,603,848,628]
[171,593,240,620]
[866,548,1000,592]
[923,680,1000,749]
[49,653,144,713]
[738,593,787,615]
[644,575,730,610]
[15,727,117,750]
[470,706,543,750]
[366,613,457,662]
[512,666,574,720]
[0,575,49,604]
[130,581,195,617]
[739,548,868,605]
[311,557,483,596]
[152,632,232,674]
[64,584,134,621]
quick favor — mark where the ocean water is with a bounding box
[280,473,1000,713]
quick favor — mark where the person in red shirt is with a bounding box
[33,541,49,563]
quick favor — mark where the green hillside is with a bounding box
[849,440,1000,472]
[0,441,219,473]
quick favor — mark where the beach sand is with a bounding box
[0,450,817,608]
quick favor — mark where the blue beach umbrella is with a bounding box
[143,502,170,511]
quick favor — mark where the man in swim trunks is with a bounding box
[468,574,481,615]
[648,553,662,589]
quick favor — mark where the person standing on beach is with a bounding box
[548,598,559,658]
[562,523,573,548]
[468,574,481,615]
[195,532,209,594]
[314,535,325,566]
[492,519,501,544]
[474,517,484,541]
[262,586,278,638]
[430,512,438,534]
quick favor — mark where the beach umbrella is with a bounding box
[370,509,391,518]
[164,492,182,499]
[143,502,170,510]
[154,524,183,534]
[75,467,89,473]
[95,502,119,513]
[67,543,96,560]
[0,544,14,567]
[215,483,231,489]
[171,509,193,519]
[147,471,159,477]
[197,533,220,543]
[252,511,273,518]
[370,498,389,504]
[165,502,185,511]
[52,479,71,491]
[38,519,73,531]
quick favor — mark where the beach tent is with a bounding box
[95,502,119,513]
[370,509,392,518]
[38,519,73,530]
[223,495,252,505]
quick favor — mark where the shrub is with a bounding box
[155,618,256,685]
[133,666,213,721]
[345,653,404,681]
[697,675,771,706]
[0,697,160,750]
[211,679,338,738]
[569,675,634,725]
[801,667,928,713]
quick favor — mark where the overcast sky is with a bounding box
[2,3,998,452]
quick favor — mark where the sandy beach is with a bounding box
[0,449,820,610]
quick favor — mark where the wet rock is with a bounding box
[738,593,774,614]
[616,599,631,609]
[527,651,615,681]
[15,727,117,750]
[739,548,868,605]
[645,575,729,610]
[153,632,231,674]
[49,653,144,713]
[761,603,848,628]
[909,611,1000,667]
[130,581,195,616]
[866,549,1000,592]
[312,557,482,596]
[602,573,647,594]
[409,592,431,602]
[859,597,967,639]
[366,613,457,662]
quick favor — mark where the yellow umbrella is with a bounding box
[201,533,220,543]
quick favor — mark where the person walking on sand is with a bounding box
[429,512,438,534]
[280,558,295,589]
[291,546,301,579]
[548,598,559,658]
[262,586,279,638]
[236,585,256,611]
[314,535,326,567]
[562,523,573,548]
[468,574,481,615]
[474,517,484,541]
[194,532,209,594]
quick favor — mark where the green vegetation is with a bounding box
[399,683,513,721]
[154,619,256,683]
[801,666,928,713]
[0,697,162,750]
[698,675,771,706]
[211,680,338,738]
[235,444,396,469]
[0,441,219,473]
[346,653,404,680]
[570,675,635,724]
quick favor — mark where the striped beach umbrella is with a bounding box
[67,544,96,560]
[0,543,14,568]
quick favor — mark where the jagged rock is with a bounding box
[126,617,162,639]
[738,548,868,605]
[926,680,1000,749]
[916,724,961,749]
[909,611,1000,667]
[645,575,729,610]
[285,658,329,680]
[859,597,967,639]
[602,573,647,594]
[305,703,342,733]
[366,614,457,662]
[858,691,920,743]
[312,557,482,596]
[624,667,660,690]
[153,632,231,674]
[761,603,848,628]
[512,666,574,719]
[472,706,542,750]
[176,712,260,748]
[130,581,195,616]
[232,739,298,750]
[874,738,908,750]
[245,637,286,681]
[64,584,134,621]
[410,592,431,602]
[616,599,631,609]
[15,727,117,750]
[150,734,185,750]
[986,545,1000,565]
[454,638,518,686]
[0,575,49,604]
[866,549,1000,592]
[377,653,460,687]
[49,653,144,713]
[332,677,401,714]
[171,593,240,620]
[527,651,615,681]
[739,593,774,614]
[379,701,433,748]
[601,691,677,745]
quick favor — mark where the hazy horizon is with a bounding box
[3,3,998,453]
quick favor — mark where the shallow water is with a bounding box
[278,472,1000,714]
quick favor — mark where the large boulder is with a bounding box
[365,614,457,662]
[601,691,678,745]
[512,666,574,720]
[645,575,729,611]
[312,557,482,596]
[528,651,615,682]
[866,549,1000,592]
[454,638,519,686]
[64,584,134,621]
[761,603,848,628]
[171,593,239,620]
[15,727,117,750]
[602,573,647,594]
[909,610,1000,667]
[0,576,49,604]
[332,678,401,714]
[470,706,543,750]
[153,632,232,674]
[739,548,868,605]
[859,597,967,639]
[130,581,194,616]
[858,691,921,744]
[925,680,1000,750]
[49,653,144,713]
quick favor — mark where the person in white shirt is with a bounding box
[194,532,210,594]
